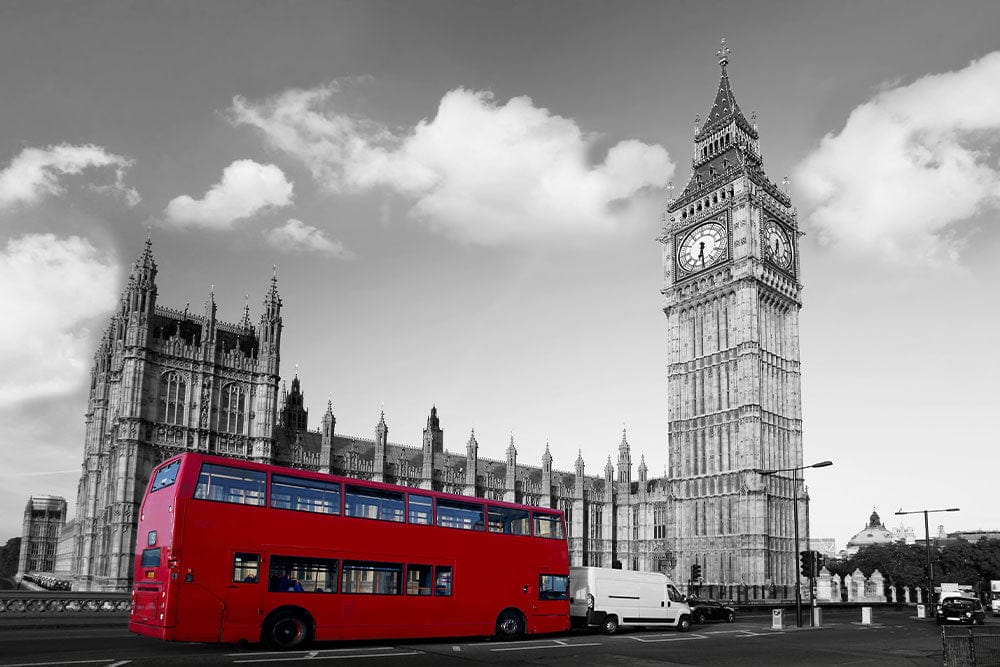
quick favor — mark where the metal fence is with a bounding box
[943,626,1000,667]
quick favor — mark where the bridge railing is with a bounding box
[0,591,131,614]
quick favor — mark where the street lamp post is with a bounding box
[895,507,959,615]
[754,460,833,628]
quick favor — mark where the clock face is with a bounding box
[677,222,728,274]
[763,220,793,270]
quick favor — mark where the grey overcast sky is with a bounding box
[0,0,998,550]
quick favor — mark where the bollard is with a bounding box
[812,606,822,627]
[916,604,925,619]
[861,606,872,625]
[772,608,784,630]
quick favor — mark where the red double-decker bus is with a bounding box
[129,453,570,649]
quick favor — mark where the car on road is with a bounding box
[936,597,986,625]
[687,597,736,624]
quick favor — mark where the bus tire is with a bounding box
[262,607,313,650]
[495,609,525,640]
[602,615,619,635]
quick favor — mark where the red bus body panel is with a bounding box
[129,453,570,645]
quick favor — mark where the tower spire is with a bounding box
[717,37,730,71]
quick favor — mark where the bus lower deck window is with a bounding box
[538,574,569,600]
[406,564,433,595]
[141,547,161,568]
[232,553,259,583]
[342,561,402,595]
[434,566,452,596]
[269,555,339,593]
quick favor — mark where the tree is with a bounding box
[0,537,21,578]
[828,543,926,588]
[970,538,1000,581]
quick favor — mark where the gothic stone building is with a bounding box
[67,45,807,597]
[18,496,67,575]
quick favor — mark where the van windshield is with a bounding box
[667,584,685,602]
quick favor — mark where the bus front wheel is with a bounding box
[495,609,525,640]
[263,608,313,650]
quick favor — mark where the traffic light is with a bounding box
[814,553,826,575]
[691,563,702,582]
[799,550,813,578]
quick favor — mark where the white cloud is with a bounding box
[795,51,1000,265]
[0,143,138,208]
[231,85,673,245]
[0,234,119,407]
[164,159,293,228]
[265,218,355,259]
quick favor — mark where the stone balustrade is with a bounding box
[0,591,131,614]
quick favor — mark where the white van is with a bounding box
[569,566,692,634]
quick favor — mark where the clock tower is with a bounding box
[661,41,804,596]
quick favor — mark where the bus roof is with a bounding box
[153,451,565,516]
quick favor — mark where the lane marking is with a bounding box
[628,634,706,643]
[491,642,602,652]
[452,646,460,651]
[233,651,420,664]
[227,647,395,657]
[109,662,133,667]
[1,661,115,667]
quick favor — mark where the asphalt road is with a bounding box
[0,607,992,666]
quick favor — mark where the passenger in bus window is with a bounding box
[276,572,303,592]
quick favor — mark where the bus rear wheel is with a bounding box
[263,608,313,650]
[495,609,525,640]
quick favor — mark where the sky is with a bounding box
[0,0,998,552]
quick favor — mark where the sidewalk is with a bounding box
[0,612,129,631]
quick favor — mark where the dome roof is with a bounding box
[847,508,895,547]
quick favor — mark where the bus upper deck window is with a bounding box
[488,506,529,535]
[194,463,266,506]
[151,461,180,492]
[532,513,565,539]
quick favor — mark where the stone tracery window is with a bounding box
[219,383,247,434]
[157,372,186,425]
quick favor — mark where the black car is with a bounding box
[687,597,736,623]
[936,597,986,625]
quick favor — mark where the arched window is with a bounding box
[158,372,186,425]
[219,383,246,434]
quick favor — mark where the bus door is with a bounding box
[221,551,265,643]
